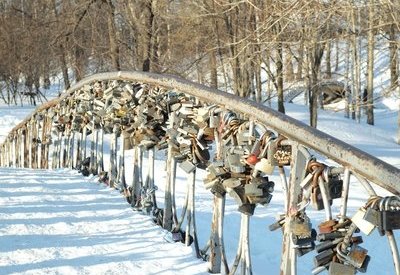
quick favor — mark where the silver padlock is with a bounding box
[351,207,376,235]
[226,187,245,205]
[227,154,245,173]
[245,181,263,197]
[222,178,242,188]
[179,160,196,174]
[209,114,220,128]
[254,158,275,175]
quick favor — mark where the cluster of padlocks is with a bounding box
[1,72,400,275]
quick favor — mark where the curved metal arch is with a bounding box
[10,71,399,195]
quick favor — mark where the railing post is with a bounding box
[280,142,307,275]
[97,127,104,174]
[162,141,173,231]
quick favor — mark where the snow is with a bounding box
[0,168,208,275]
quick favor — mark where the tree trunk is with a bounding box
[296,38,304,80]
[277,41,285,113]
[335,39,339,71]
[398,99,400,144]
[143,1,155,72]
[309,43,324,128]
[325,40,331,78]
[209,49,218,89]
[285,46,294,82]
[351,8,361,122]
[366,0,375,125]
[106,0,120,71]
[345,40,350,118]
[389,23,398,91]
[59,45,70,90]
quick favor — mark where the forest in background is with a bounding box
[0,0,399,130]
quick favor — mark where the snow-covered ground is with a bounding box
[0,95,399,275]
[0,168,207,275]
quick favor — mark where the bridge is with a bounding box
[1,71,400,275]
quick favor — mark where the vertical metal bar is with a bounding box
[110,130,118,188]
[339,167,351,223]
[69,131,75,169]
[94,127,99,173]
[20,130,25,168]
[90,128,96,174]
[37,119,41,169]
[242,214,252,275]
[109,131,115,187]
[185,169,194,246]
[278,166,289,211]
[229,218,243,275]
[219,197,229,273]
[131,146,139,206]
[148,147,157,209]
[82,126,87,160]
[280,142,307,275]
[318,177,332,221]
[97,128,104,174]
[71,131,78,169]
[162,142,173,231]
[209,196,222,274]
[12,136,16,168]
[119,131,126,190]
[59,133,65,168]
[171,156,179,226]
[387,230,400,275]
[28,122,32,169]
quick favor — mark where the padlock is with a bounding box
[269,215,285,231]
[317,231,346,242]
[346,245,369,269]
[209,181,226,198]
[268,137,292,166]
[227,154,245,173]
[179,160,196,174]
[290,213,315,245]
[238,203,256,216]
[316,237,343,253]
[297,243,315,257]
[226,187,244,205]
[328,261,355,275]
[254,158,275,175]
[311,186,325,210]
[237,130,252,146]
[314,248,335,267]
[222,177,242,188]
[351,207,376,235]
[245,180,263,197]
[195,107,209,123]
[380,210,400,231]
[318,220,338,234]
[209,114,220,128]
[325,174,343,200]
[250,139,261,156]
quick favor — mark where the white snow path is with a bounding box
[0,168,208,275]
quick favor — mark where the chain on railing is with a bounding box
[1,71,400,275]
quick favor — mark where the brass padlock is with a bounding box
[268,136,292,166]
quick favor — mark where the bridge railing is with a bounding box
[1,71,400,275]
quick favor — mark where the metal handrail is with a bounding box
[5,71,399,194]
